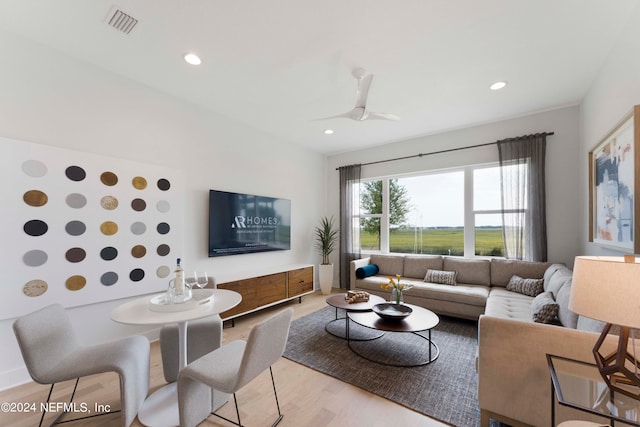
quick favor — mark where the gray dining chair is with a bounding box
[177,307,294,427]
[159,275,223,383]
[12,304,150,427]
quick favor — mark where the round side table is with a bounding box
[325,293,385,340]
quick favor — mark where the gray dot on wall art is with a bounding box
[65,165,86,182]
[66,193,87,209]
[23,219,48,236]
[22,160,48,177]
[101,272,118,286]
[100,246,118,261]
[23,250,48,267]
[157,222,170,235]
[65,221,86,236]
[156,200,170,213]
[131,222,147,235]
[157,244,170,256]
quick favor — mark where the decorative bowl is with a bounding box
[372,303,412,320]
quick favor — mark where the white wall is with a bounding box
[0,29,325,390]
[580,4,640,256]
[326,106,582,274]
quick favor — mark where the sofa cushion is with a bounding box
[555,280,578,328]
[484,288,534,321]
[370,254,404,277]
[544,266,572,297]
[356,264,379,278]
[407,281,489,307]
[531,291,559,324]
[424,269,457,285]
[543,264,566,284]
[490,259,551,287]
[443,257,491,286]
[403,255,443,279]
[506,275,544,297]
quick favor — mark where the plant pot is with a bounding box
[318,264,334,295]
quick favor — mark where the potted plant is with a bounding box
[314,216,339,295]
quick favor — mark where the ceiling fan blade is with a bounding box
[355,74,373,108]
[365,111,400,121]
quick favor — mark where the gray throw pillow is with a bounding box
[424,269,457,286]
[506,275,544,297]
[531,291,559,323]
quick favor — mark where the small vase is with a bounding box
[391,289,403,305]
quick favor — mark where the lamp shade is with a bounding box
[569,256,640,329]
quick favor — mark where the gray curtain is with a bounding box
[497,133,547,261]
[338,164,361,289]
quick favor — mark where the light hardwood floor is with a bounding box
[0,291,448,427]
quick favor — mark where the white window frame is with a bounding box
[358,162,521,258]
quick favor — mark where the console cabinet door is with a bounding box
[288,266,314,297]
[219,272,287,318]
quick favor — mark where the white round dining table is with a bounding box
[111,289,241,427]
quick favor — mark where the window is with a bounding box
[473,167,505,257]
[359,180,382,251]
[357,164,507,258]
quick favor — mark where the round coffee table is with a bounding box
[325,293,386,340]
[347,303,440,367]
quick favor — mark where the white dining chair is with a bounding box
[12,304,150,427]
[159,275,223,383]
[177,307,294,427]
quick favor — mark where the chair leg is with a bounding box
[269,366,284,427]
[40,378,80,427]
[209,367,284,427]
[40,377,121,426]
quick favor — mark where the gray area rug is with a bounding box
[283,305,483,427]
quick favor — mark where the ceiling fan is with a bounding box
[319,68,400,121]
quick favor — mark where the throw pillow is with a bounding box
[424,269,457,286]
[506,275,544,297]
[531,291,559,323]
[356,264,379,279]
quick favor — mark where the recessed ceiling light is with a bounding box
[490,81,507,90]
[324,129,334,135]
[183,53,202,66]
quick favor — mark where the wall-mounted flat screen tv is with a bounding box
[208,190,291,257]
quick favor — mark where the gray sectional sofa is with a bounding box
[350,254,551,320]
[350,254,611,426]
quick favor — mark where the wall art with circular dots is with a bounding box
[1,136,183,320]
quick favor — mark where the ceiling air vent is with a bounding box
[104,6,138,34]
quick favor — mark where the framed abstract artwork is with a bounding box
[589,105,640,252]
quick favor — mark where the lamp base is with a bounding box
[594,323,640,400]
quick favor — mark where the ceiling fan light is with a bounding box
[183,53,202,66]
[490,81,507,90]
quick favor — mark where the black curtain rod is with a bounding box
[336,131,554,170]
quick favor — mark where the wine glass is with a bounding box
[195,272,209,289]
[185,275,197,290]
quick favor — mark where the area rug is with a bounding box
[283,306,482,427]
